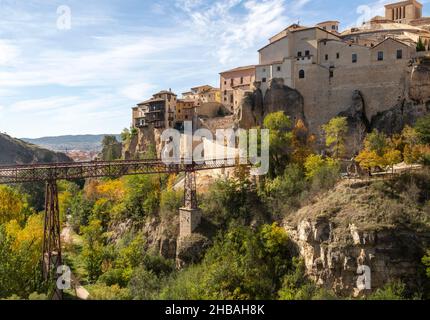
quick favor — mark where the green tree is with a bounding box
[120,128,131,142]
[423,251,430,279]
[161,224,291,300]
[81,219,105,282]
[417,37,426,52]
[101,135,122,161]
[365,130,387,157]
[322,117,348,159]
[415,115,430,144]
[263,112,293,177]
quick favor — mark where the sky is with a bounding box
[1,0,430,138]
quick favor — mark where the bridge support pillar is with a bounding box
[42,180,63,300]
[179,166,201,236]
[176,166,202,268]
[179,207,201,238]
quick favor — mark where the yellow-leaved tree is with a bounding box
[0,185,31,225]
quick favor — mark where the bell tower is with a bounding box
[385,0,423,24]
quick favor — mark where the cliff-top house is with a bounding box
[251,0,430,134]
[220,65,256,112]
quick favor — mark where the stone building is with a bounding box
[132,90,177,130]
[175,99,196,122]
[250,0,430,137]
[182,85,221,106]
[220,65,256,112]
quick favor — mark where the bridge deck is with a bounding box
[0,158,242,184]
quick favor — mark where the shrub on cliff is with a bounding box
[160,224,291,300]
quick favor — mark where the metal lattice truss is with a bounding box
[0,158,245,184]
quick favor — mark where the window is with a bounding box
[224,81,227,85]
[277,66,281,72]
[299,70,305,79]
[329,69,334,78]
[262,77,267,83]
[231,79,234,86]
[377,51,384,61]
[305,50,310,56]
[332,25,336,30]
[240,77,244,84]
[325,54,328,61]
[397,49,403,59]
[298,51,302,57]
[336,52,340,59]
[230,94,233,103]
[352,53,357,63]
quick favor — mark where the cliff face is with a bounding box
[236,57,430,156]
[238,78,305,129]
[0,133,72,165]
[283,177,430,297]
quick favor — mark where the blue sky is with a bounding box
[1,0,430,138]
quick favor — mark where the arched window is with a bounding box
[299,69,305,79]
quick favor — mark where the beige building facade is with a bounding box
[182,85,221,106]
[132,90,176,129]
[220,65,256,112]
[252,0,430,133]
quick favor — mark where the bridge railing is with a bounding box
[0,158,248,184]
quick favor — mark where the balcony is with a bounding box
[135,118,148,128]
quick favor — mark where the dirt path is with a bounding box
[61,224,90,300]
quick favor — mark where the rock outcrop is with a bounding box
[236,78,305,129]
[370,100,430,135]
[263,78,305,123]
[337,90,371,156]
[409,57,430,103]
[283,178,430,297]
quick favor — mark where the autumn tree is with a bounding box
[355,149,384,174]
[0,186,31,225]
[383,149,402,174]
[322,117,348,159]
[291,119,316,165]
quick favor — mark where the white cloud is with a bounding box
[0,40,20,66]
[176,0,288,64]
[120,83,157,101]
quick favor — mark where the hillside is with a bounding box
[0,133,72,165]
[283,173,430,296]
[22,134,121,152]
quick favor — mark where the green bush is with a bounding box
[367,281,407,300]
[129,267,161,300]
[278,258,337,300]
[161,224,291,300]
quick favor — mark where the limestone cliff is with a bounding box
[370,100,430,135]
[237,78,305,129]
[283,176,430,297]
[337,90,370,156]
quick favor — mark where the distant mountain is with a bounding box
[21,134,121,153]
[0,133,72,165]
